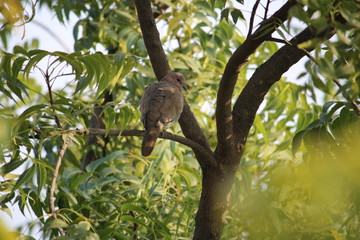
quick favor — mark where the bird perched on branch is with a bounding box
[140,72,186,156]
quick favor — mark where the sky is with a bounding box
[0,0,308,238]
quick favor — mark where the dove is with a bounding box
[140,72,186,156]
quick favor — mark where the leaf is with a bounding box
[23,51,49,79]
[36,164,47,194]
[0,159,27,175]
[120,215,147,227]
[69,172,92,190]
[120,57,136,79]
[45,219,68,229]
[12,56,27,78]
[103,105,115,135]
[292,130,307,155]
[13,45,28,56]
[120,204,152,218]
[220,8,230,22]
[119,106,132,131]
[28,191,44,221]
[15,104,47,129]
[85,157,108,172]
[1,52,13,76]
[74,76,91,94]
[12,165,36,191]
[254,115,269,145]
[52,51,84,79]
[230,9,244,24]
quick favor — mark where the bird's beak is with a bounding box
[182,85,187,92]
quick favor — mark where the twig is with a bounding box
[264,0,271,19]
[83,128,218,167]
[267,37,292,45]
[332,79,360,115]
[50,133,71,235]
[43,67,62,129]
[247,0,261,38]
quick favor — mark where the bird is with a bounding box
[139,72,186,156]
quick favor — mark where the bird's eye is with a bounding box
[176,78,181,82]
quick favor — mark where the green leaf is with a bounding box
[119,106,132,131]
[15,104,47,129]
[12,56,27,78]
[0,159,27,175]
[1,52,13,76]
[103,105,115,135]
[52,51,84,78]
[69,172,92,190]
[292,130,307,155]
[221,8,230,22]
[230,9,244,24]
[85,157,108,172]
[254,115,269,145]
[120,215,147,227]
[45,219,68,229]
[120,204,152,218]
[37,164,47,194]
[74,76,91,94]
[12,165,36,191]
[28,191,44,221]
[23,51,49,79]
[120,57,136,80]
[13,45,28,56]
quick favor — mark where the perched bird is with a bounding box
[140,72,186,156]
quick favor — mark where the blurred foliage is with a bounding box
[0,0,359,239]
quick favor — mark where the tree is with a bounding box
[1,0,359,239]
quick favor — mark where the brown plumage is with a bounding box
[139,72,186,156]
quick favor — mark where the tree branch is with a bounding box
[35,127,217,168]
[232,26,337,151]
[50,133,70,236]
[133,0,215,169]
[215,0,297,158]
[85,128,217,167]
[247,0,261,38]
[133,0,171,80]
[41,66,62,129]
[264,0,271,19]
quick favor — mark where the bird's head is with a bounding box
[162,72,187,92]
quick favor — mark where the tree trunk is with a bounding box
[194,160,239,239]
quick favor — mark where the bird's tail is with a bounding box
[141,127,160,156]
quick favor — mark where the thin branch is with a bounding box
[332,79,360,115]
[44,70,62,129]
[247,0,261,38]
[32,127,218,168]
[83,128,218,167]
[50,133,71,236]
[215,0,297,157]
[264,0,271,19]
[267,37,291,45]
